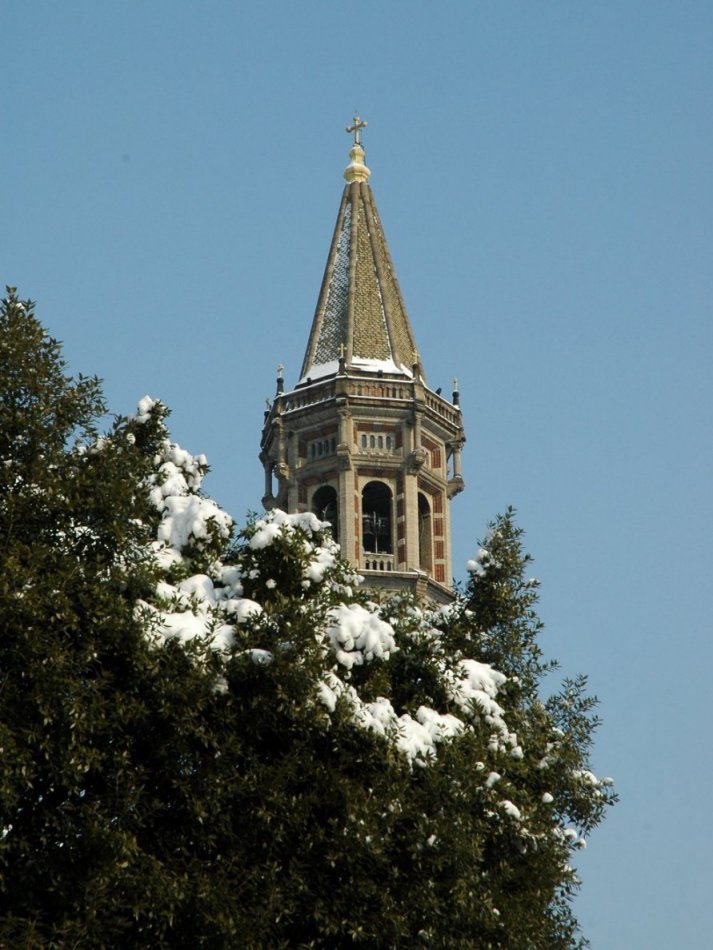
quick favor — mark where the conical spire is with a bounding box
[299,119,421,384]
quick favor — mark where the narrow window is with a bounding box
[418,492,433,574]
[362,481,393,555]
[312,485,339,543]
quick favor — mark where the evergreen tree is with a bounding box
[0,289,226,945]
[0,289,615,948]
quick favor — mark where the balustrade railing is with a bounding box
[282,381,336,412]
[362,553,396,572]
[424,392,460,425]
[280,379,460,427]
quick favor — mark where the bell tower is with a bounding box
[260,118,465,603]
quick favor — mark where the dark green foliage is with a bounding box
[0,290,614,948]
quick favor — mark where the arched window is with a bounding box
[312,485,339,543]
[362,481,392,554]
[361,434,367,449]
[418,492,433,574]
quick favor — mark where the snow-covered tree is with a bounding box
[0,289,615,948]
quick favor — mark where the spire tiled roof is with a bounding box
[299,141,421,383]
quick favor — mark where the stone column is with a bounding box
[336,407,356,565]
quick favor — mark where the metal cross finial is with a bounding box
[346,113,367,145]
[277,363,284,377]
[338,342,346,360]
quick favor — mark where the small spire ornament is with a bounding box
[344,113,371,184]
[346,113,367,145]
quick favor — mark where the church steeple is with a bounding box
[300,119,419,385]
[260,121,466,604]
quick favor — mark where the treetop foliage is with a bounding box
[0,289,615,948]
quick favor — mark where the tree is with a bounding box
[0,289,615,947]
[0,288,230,945]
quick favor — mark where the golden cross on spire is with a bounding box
[346,113,367,145]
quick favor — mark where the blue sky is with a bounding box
[4,2,712,945]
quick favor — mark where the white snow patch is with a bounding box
[249,509,327,549]
[573,769,601,786]
[232,599,263,624]
[499,800,522,821]
[315,673,465,764]
[350,356,413,377]
[326,603,396,669]
[445,659,515,750]
[178,574,217,604]
[299,357,413,385]
[157,494,231,552]
[134,395,157,423]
